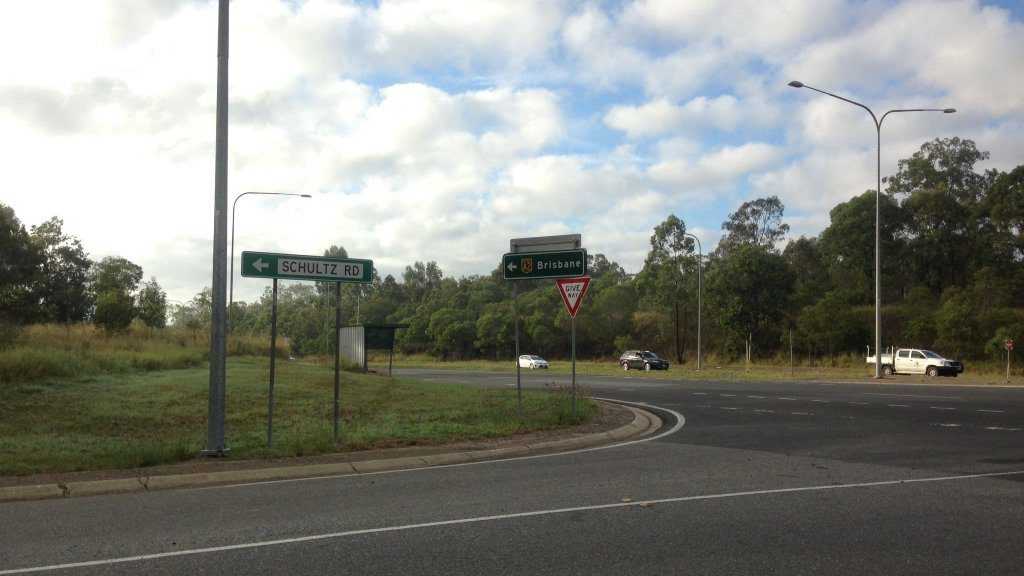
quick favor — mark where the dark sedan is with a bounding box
[619,350,670,371]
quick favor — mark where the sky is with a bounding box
[1,0,1022,305]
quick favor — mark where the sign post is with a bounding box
[1006,339,1014,383]
[242,251,373,446]
[505,235,584,419]
[556,276,591,420]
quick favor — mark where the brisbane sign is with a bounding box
[502,249,587,280]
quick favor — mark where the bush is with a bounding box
[94,291,135,332]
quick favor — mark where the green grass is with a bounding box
[0,324,284,384]
[380,353,1024,386]
[0,357,595,476]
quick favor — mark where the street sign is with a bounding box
[510,234,581,254]
[241,251,372,283]
[503,249,587,280]
[1007,339,1014,351]
[556,276,591,318]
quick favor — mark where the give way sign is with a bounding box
[556,276,591,318]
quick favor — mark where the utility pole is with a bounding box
[203,0,229,456]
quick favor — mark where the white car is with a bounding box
[518,354,549,369]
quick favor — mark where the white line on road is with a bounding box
[933,423,962,428]
[778,397,797,401]
[864,392,962,400]
[929,406,956,411]
[985,427,1021,431]
[692,392,708,396]
[791,412,813,416]
[720,394,737,397]
[977,409,1005,414]
[752,409,775,414]
[747,395,766,399]
[848,402,869,406]
[720,407,740,411]
[811,400,829,404]
[9,470,1024,574]
[887,404,910,408]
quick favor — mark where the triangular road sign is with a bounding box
[556,276,591,318]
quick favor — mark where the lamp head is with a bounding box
[943,108,956,114]
[788,80,804,88]
[301,194,312,198]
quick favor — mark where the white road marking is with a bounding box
[848,402,869,406]
[777,397,798,401]
[720,394,737,397]
[747,395,766,399]
[985,426,1021,431]
[864,392,961,400]
[934,423,961,428]
[10,470,1024,574]
[752,409,775,414]
[929,406,956,411]
[791,412,813,416]
[720,407,740,411]
[692,392,708,396]
[887,404,909,408]
[811,400,829,404]
[977,409,1005,414]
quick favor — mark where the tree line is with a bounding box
[0,211,167,336]
[3,137,1021,362]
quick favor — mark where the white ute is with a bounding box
[866,348,964,377]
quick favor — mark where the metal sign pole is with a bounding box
[334,282,341,442]
[571,315,577,420]
[268,278,278,448]
[513,282,521,418]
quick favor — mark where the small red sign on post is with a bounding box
[1007,339,1014,351]
[556,276,591,318]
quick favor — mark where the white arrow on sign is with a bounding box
[506,261,517,272]
[253,258,269,272]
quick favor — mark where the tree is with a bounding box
[716,196,790,256]
[137,277,168,328]
[635,215,697,362]
[30,217,92,323]
[91,256,143,298]
[706,244,794,354]
[0,203,43,324]
[93,290,135,332]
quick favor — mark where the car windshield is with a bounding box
[922,350,942,359]
[531,356,543,360]
[640,352,658,359]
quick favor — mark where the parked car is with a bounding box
[518,354,549,369]
[866,347,964,377]
[619,350,670,371]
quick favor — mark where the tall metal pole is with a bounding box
[685,233,702,371]
[788,80,954,380]
[204,0,229,456]
[268,278,278,448]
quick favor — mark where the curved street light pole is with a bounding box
[684,233,702,371]
[229,192,311,316]
[788,81,954,378]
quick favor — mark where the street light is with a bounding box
[788,80,954,378]
[229,192,312,314]
[683,233,702,371]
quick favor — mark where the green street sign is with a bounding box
[503,249,587,280]
[241,251,372,283]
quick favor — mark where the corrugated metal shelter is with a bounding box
[339,324,407,374]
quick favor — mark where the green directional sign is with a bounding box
[503,249,587,280]
[241,251,372,283]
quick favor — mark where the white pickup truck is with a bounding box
[866,348,964,377]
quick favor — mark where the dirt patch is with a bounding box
[0,400,636,488]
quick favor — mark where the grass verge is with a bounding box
[0,357,596,476]
[379,354,1024,386]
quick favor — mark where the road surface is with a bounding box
[2,370,1022,575]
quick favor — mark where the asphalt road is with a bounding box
[2,370,1023,575]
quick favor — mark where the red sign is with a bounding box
[555,276,591,318]
[1006,339,1014,351]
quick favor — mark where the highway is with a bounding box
[2,370,1023,575]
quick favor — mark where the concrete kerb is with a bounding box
[0,400,661,503]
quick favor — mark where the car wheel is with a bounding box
[644,362,651,371]
[926,366,937,377]
[622,362,629,371]
[882,365,894,376]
